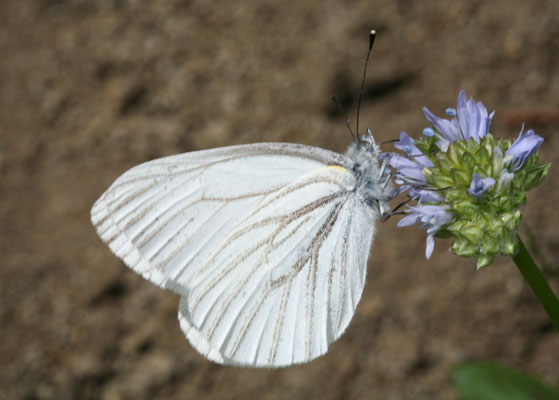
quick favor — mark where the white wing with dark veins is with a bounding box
[91,143,376,367]
[176,166,376,366]
[91,143,349,292]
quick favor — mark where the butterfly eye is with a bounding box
[359,137,373,146]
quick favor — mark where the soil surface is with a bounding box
[1,1,558,399]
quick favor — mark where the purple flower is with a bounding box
[422,107,462,151]
[423,90,495,150]
[467,173,496,198]
[387,133,445,203]
[409,187,444,203]
[505,125,544,171]
[398,205,453,258]
[388,132,433,188]
[389,154,428,183]
[394,132,433,167]
[455,91,495,142]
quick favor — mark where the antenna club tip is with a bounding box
[368,29,377,50]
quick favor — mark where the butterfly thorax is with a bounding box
[344,131,393,215]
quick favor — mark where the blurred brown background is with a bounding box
[1,1,558,399]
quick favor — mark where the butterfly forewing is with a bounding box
[91,143,348,293]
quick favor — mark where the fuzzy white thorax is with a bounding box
[344,129,393,215]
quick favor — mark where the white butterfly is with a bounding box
[91,129,393,367]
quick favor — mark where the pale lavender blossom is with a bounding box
[388,133,432,182]
[386,132,436,202]
[423,90,495,150]
[505,125,544,171]
[422,107,462,151]
[397,205,453,258]
[467,173,496,198]
[409,187,444,203]
[389,154,428,183]
[455,91,495,142]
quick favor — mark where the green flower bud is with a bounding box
[524,163,550,190]
[451,239,478,257]
[476,255,494,270]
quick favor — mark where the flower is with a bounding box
[505,125,544,171]
[387,91,549,268]
[387,132,434,197]
[389,154,428,183]
[467,173,496,198]
[409,187,444,203]
[397,205,453,258]
[422,90,495,151]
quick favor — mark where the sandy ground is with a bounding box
[1,1,558,399]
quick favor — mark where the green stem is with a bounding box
[513,235,559,331]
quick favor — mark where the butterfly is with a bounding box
[91,30,393,367]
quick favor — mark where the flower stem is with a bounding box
[513,235,559,330]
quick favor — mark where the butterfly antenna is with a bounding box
[356,29,377,137]
[332,96,356,140]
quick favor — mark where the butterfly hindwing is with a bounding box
[178,166,376,366]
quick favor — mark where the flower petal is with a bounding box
[409,188,444,203]
[467,173,496,197]
[425,235,435,259]
[394,132,414,153]
[423,106,462,143]
[394,132,434,168]
[456,91,493,142]
[505,126,544,171]
[407,204,451,215]
[388,155,427,182]
[397,213,422,227]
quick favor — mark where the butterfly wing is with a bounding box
[91,143,377,367]
[178,165,376,366]
[91,143,348,292]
